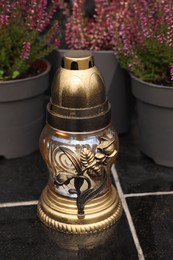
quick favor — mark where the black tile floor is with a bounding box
[0,118,173,259]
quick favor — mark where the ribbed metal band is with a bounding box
[47,102,112,132]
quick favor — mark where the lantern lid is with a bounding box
[47,50,111,132]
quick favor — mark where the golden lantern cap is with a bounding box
[47,50,111,132]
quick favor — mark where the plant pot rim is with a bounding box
[0,59,51,102]
[131,73,173,108]
[131,74,172,89]
[0,59,51,85]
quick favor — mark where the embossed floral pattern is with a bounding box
[47,134,117,216]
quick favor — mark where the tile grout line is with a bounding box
[0,200,38,208]
[112,165,145,260]
[124,191,173,198]
[1,190,172,209]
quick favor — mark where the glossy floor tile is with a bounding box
[0,206,138,260]
[127,195,173,260]
[0,151,48,203]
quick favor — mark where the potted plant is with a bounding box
[112,0,173,167]
[0,0,68,159]
[55,0,133,135]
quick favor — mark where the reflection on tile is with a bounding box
[0,206,138,260]
[0,151,48,203]
[116,121,173,194]
[127,195,173,259]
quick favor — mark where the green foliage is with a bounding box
[118,38,172,85]
[0,23,53,80]
[113,1,173,86]
[0,1,69,80]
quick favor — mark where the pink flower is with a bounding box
[0,15,9,26]
[170,66,173,81]
[65,0,120,50]
[21,42,31,60]
[48,21,59,42]
[52,38,60,48]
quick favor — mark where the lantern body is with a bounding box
[37,51,122,233]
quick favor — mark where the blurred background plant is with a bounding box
[111,0,173,86]
[65,0,122,50]
[0,0,69,80]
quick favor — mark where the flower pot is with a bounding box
[131,75,173,167]
[47,49,133,134]
[0,59,51,159]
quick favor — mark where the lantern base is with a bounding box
[37,183,122,234]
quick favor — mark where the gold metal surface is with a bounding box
[42,222,116,253]
[63,50,94,70]
[38,183,122,234]
[38,50,122,233]
[47,50,111,132]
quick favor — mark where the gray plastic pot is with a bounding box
[131,75,173,167]
[47,49,133,134]
[0,59,51,159]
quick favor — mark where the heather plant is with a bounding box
[65,0,121,50]
[0,0,69,80]
[111,0,173,86]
